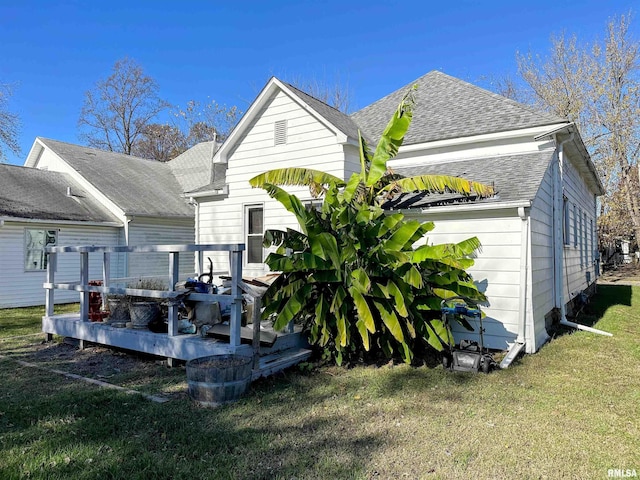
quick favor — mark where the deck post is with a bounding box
[252,296,262,369]
[80,251,89,322]
[102,252,110,310]
[45,252,56,318]
[197,250,204,277]
[229,249,243,348]
[168,251,180,337]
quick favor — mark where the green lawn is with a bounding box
[0,286,638,479]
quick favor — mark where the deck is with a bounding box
[42,243,311,378]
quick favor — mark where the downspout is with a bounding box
[517,206,529,345]
[555,134,612,337]
[124,217,132,278]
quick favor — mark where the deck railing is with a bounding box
[43,243,246,347]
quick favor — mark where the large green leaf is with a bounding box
[272,283,314,330]
[384,220,423,251]
[424,319,454,351]
[386,174,494,198]
[310,232,341,270]
[260,183,309,234]
[349,287,375,334]
[249,167,345,198]
[356,318,370,351]
[386,280,408,318]
[368,88,416,187]
[373,299,404,343]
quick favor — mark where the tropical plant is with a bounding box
[249,87,494,364]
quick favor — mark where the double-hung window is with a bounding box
[246,205,264,264]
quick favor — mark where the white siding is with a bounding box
[405,210,524,351]
[561,151,598,304]
[127,219,195,280]
[0,221,121,308]
[529,162,555,350]
[198,90,349,278]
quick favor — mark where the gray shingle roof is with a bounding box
[39,138,193,217]
[185,162,227,195]
[285,83,362,140]
[0,163,120,223]
[385,150,555,210]
[351,71,568,145]
[167,141,219,193]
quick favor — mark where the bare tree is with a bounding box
[0,82,20,162]
[78,58,169,155]
[131,123,187,162]
[172,99,242,146]
[288,75,353,113]
[516,13,640,246]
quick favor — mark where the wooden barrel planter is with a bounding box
[186,354,253,408]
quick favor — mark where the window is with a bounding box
[246,206,264,264]
[25,229,57,271]
[573,204,578,247]
[590,218,594,265]
[274,120,287,145]
[579,209,583,267]
[563,197,570,245]
[583,211,588,267]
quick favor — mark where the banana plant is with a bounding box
[249,87,493,364]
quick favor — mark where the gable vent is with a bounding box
[274,120,287,145]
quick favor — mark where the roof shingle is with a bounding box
[0,163,120,223]
[351,71,568,145]
[39,138,193,217]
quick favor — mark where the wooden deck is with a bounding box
[42,243,311,378]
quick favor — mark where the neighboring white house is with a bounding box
[186,71,604,355]
[0,139,207,308]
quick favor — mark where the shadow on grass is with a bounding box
[0,360,383,480]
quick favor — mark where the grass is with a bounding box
[0,287,639,479]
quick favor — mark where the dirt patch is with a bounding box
[599,262,640,286]
[4,338,189,400]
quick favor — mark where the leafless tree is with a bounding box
[131,123,187,162]
[516,13,640,246]
[172,99,242,146]
[78,58,169,155]
[0,82,20,162]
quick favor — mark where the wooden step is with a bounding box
[252,348,312,380]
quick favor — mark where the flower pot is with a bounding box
[107,298,130,323]
[129,301,160,329]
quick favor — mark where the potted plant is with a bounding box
[127,278,167,329]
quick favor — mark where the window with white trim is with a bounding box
[25,229,57,271]
[579,208,584,267]
[246,205,264,264]
[589,218,596,265]
[573,204,578,248]
[563,196,570,245]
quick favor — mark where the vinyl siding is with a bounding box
[127,219,195,280]
[561,151,597,305]
[198,89,349,278]
[0,221,121,308]
[405,210,525,351]
[529,162,555,350]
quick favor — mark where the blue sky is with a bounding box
[0,0,636,165]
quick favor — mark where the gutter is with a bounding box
[417,200,531,215]
[0,216,122,228]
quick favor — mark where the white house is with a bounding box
[0,138,210,308]
[186,71,604,356]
